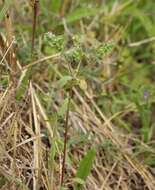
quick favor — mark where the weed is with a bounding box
[0,1,155,190]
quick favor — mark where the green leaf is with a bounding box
[73,178,85,185]
[51,0,61,13]
[60,187,67,190]
[0,176,7,188]
[75,149,96,190]
[58,98,69,117]
[16,68,31,101]
[65,7,99,23]
[57,75,72,88]
[133,9,155,36]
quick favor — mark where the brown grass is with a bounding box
[0,1,155,190]
[0,68,155,189]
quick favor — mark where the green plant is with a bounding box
[74,149,96,190]
[1,0,155,189]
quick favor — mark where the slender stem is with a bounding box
[60,0,70,17]
[60,89,73,187]
[31,0,39,54]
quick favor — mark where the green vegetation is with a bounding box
[0,0,155,189]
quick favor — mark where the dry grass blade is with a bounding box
[74,87,155,189]
[129,36,155,47]
[32,88,53,139]
[22,53,60,70]
[30,82,42,190]
[3,5,17,82]
[0,37,15,65]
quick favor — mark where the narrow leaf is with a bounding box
[58,98,69,117]
[65,7,99,23]
[75,149,96,190]
[16,68,31,101]
[51,0,61,13]
[57,75,72,88]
